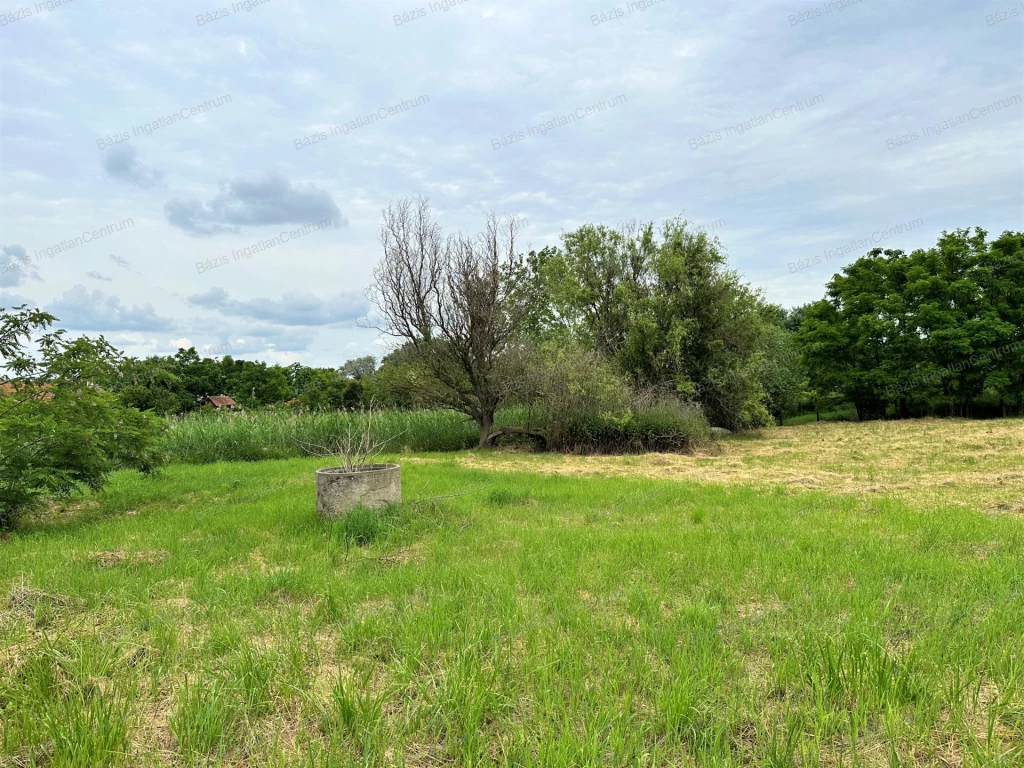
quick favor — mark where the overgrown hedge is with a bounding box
[546,403,711,453]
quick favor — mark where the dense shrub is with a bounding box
[510,344,712,453]
[1,306,165,529]
[519,343,630,441]
[554,396,711,453]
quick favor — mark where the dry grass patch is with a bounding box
[735,600,784,620]
[439,418,1024,513]
[5,584,72,617]
[86,550,170,568]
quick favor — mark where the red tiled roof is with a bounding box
[1,381,55,400]
[206,395,237,407]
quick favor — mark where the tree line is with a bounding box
[369,200,1022,442]
[370,198,802,446]
[797,228,1023,419]
[62,206,1024,437]
[114,350,382,414]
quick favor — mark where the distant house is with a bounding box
[1,381,55,401]
[202,395,240,411]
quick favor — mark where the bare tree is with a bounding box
[371,196,533,447]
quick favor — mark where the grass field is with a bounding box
[1,419,1023,766]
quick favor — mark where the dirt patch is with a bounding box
[353,597,394,622]
[984,500,1024,517]
[133,695,175,761]
[375,542,427,567]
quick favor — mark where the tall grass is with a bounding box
[161,402,713,465]
[160,409,478,464]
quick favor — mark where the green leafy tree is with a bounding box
[341,379,365,409]
[116,356,189,414]
[339,356,377,380]
[518,247,570,342]
[174,348,224,405]
[980,231,1024,414]
[293,368,351,410]
[1,306,165,529]
[220,357,291,408]
[758,321,804,423]
[541,218,781,429]
[796,228,1024,419]
[367,345,442,409]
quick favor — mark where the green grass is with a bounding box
[1,446,1023,765]
[782,405,861,426]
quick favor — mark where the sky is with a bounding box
[1,0,1022,368]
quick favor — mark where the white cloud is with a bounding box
[46,286,175,332]
[164,172,344,237]
[186,287,368,326]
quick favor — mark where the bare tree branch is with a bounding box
[370,198,531,446]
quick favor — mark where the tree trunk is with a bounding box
[481,426,548,450]
[478,411,494,448]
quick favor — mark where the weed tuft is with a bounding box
[169,676,238,759]
[486,487,533,507]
